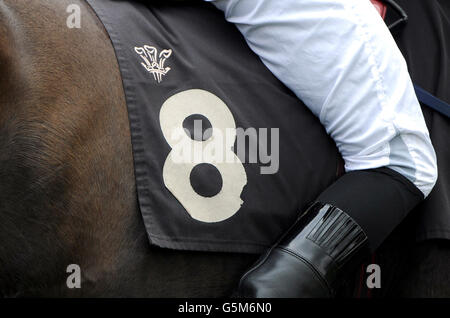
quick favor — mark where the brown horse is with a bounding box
[0,0,256,297]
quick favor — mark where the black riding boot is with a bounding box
[237,202,370,298]
[237,167,424,298]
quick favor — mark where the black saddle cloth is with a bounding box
[86,0,341,253]
[86,0,450,253]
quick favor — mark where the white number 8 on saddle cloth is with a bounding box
[159,89,247,223]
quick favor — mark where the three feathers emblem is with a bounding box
[134,45,172,83]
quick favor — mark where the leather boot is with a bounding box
[237,202,370,298]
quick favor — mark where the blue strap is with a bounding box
[414,84,450,118]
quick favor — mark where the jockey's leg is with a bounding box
[237,167,423,298]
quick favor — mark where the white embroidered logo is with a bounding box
[134,45,172,83]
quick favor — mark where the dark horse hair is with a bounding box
[0,0,255,297]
